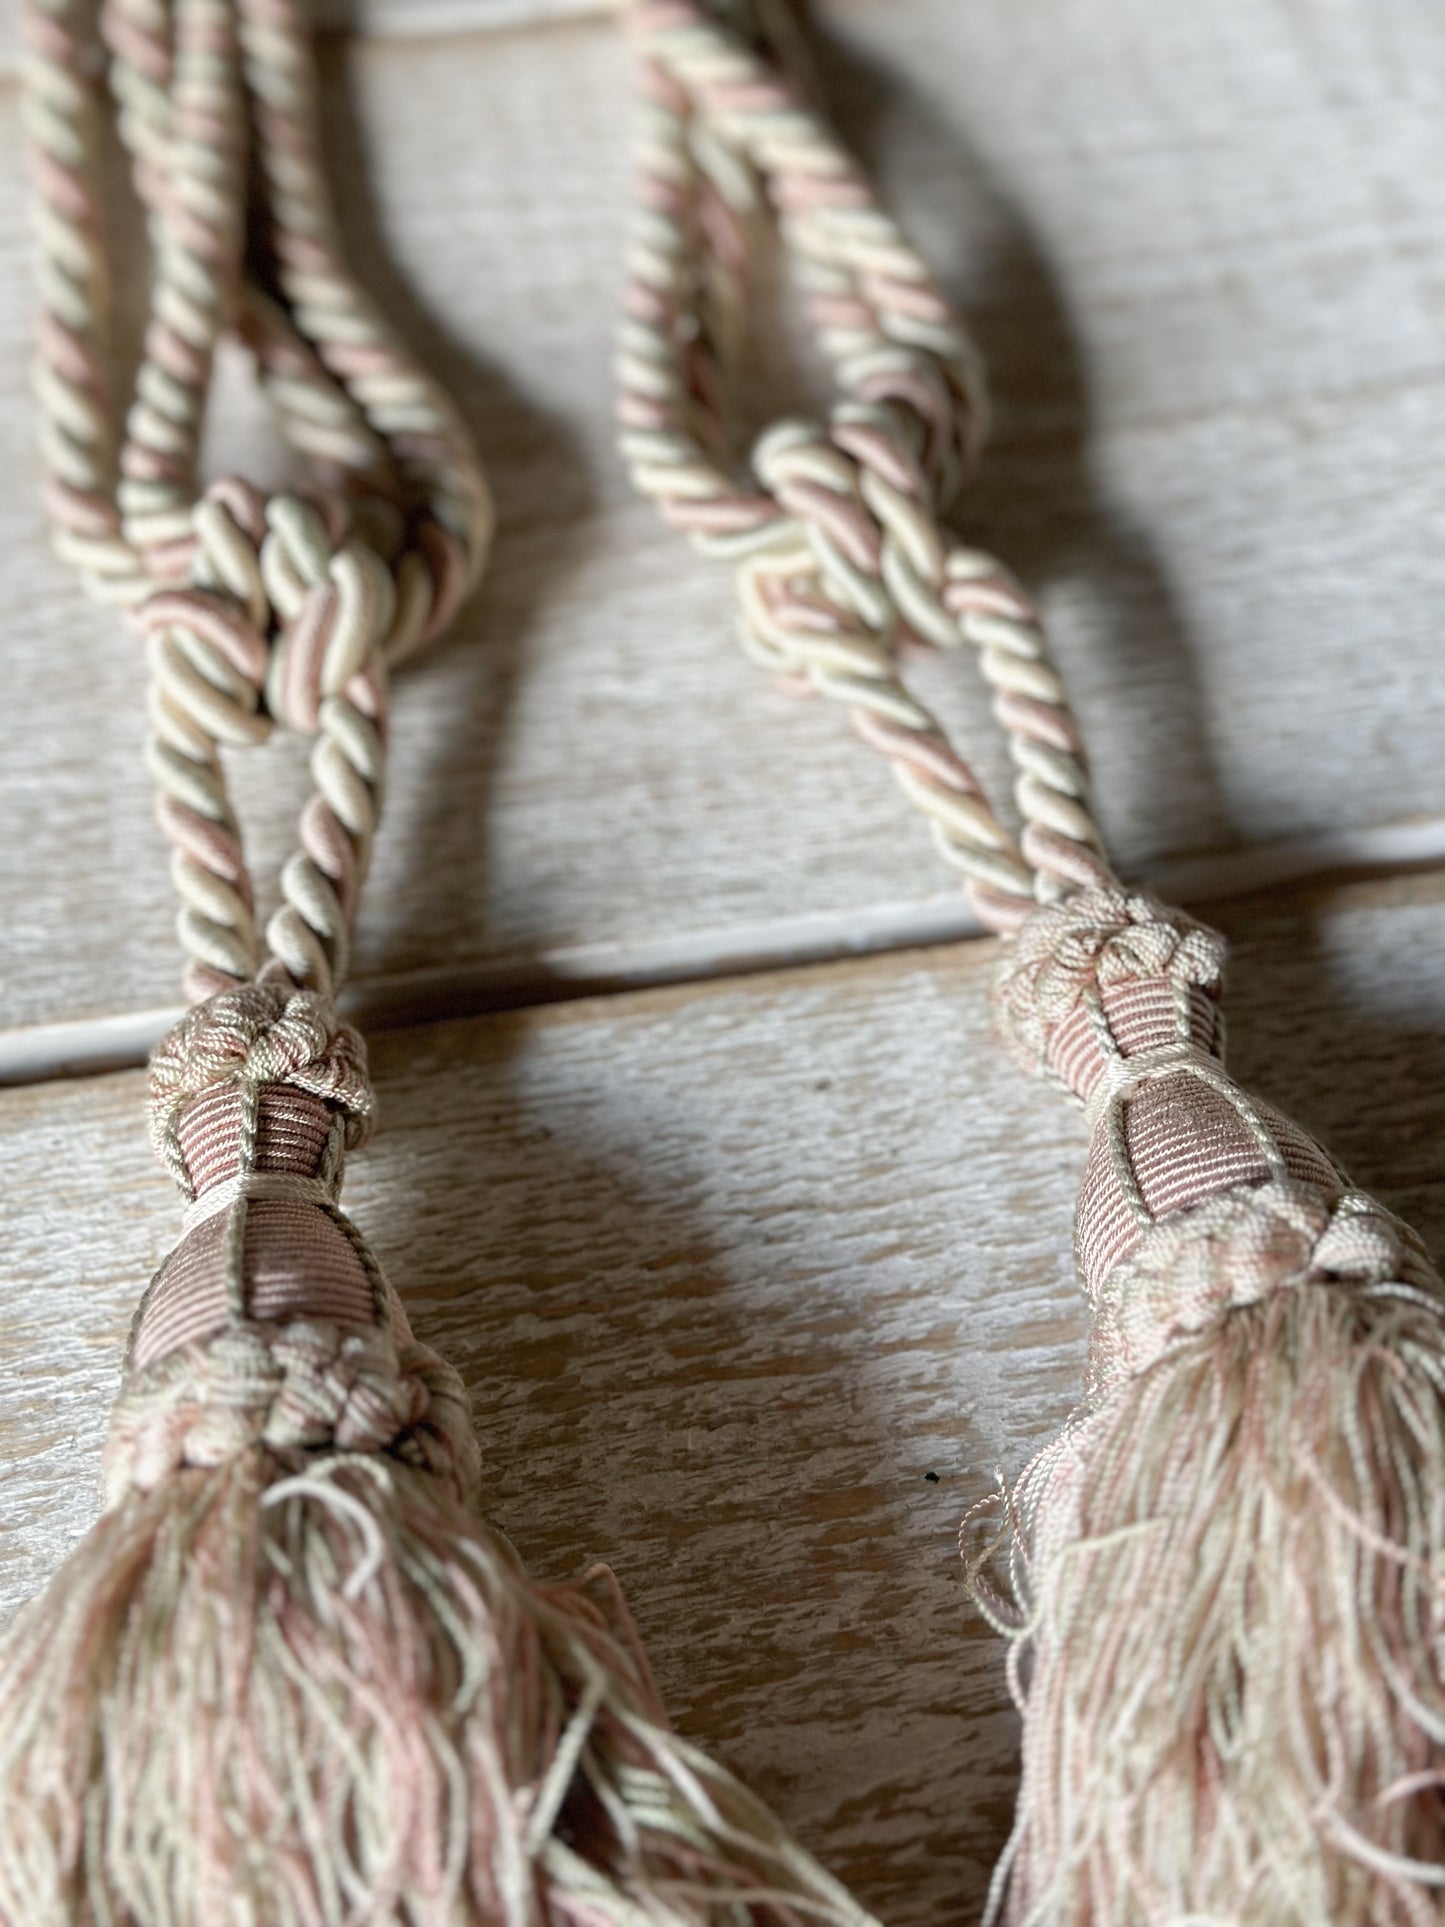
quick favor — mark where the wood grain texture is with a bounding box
[0,0,616,73]
[4,0,1445,1038]
[4,875,1444,1921]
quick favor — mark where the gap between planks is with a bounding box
[5,817,1445,1088]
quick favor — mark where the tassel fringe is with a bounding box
[966,1279,1445,1927]
[0,1449,873,1926]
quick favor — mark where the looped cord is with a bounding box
[25,0,493,1001]
[618,0,1113,925]
[137,480,403,998]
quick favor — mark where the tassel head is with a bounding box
[0,987,873,1925]
[972,891,1445,1924]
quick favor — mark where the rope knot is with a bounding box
[131,477,275,751]
[261,496,395,733]
[1087,1181,1438,1387]
[749,409,941,646]
[103,1317,482,1506]
[994,889,1228,1076]
[149,983,373,1184]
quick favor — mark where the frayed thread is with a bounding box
[965,1273,1445,1927]
[0,1448,875,1926]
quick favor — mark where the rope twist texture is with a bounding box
[619,0,1112,924]
[26,0,492,1002]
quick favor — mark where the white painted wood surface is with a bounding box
[4,0,1445,1043]
[3,7,1444,1912]
[0,0,616,72]
[3,876,1443,1920]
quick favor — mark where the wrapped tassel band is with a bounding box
[993,888,1402,1287]
[110,984,481,1505]
[995,887,1441,1385]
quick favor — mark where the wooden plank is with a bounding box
[4,0,1445,1042]
[0,0,616,73]
[4,874,1443,1919]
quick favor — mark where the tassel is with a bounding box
[609,1,1445,1900]
[967,890,1445,1925]
[0,984,874,1925]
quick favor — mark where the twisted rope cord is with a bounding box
[618,0,1111,925]
[103,0,400,502]
[23,0,493,1000]
[112,0,248,573]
